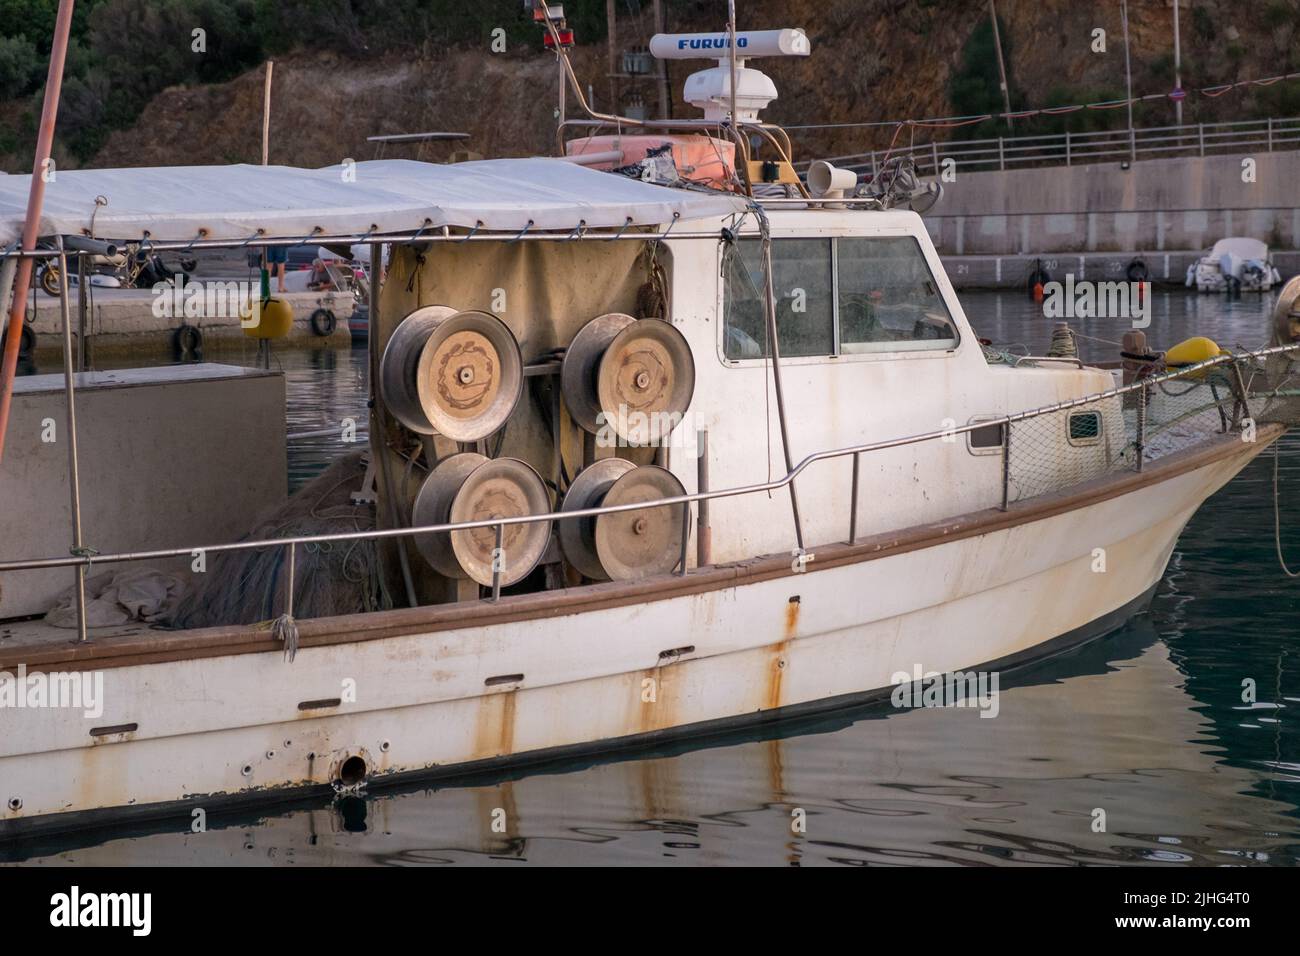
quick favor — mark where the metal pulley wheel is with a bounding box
[417,310,523,442]
[562,313,695,443]
[558,457,636,580]
[412,453,551,587]
[559,462,687,581]
[379,304,457,434]
[561,312,635,434]
[597,319,695,444]
[411,452,486,579]
[382,307,523,440]
[1273,275,1300,346]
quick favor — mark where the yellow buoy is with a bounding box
[1164,336,1222,368]
[240,296,293,339]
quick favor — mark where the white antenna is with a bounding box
[648,28,810,122]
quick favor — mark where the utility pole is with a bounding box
[261,60,273,165]
[605,0,618,114]
[1121,0,1136,161]
[652,0,669,118]
[1172,0,1183,125]
[988,1,1013,132]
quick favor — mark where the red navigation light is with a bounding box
[543,28,576,49]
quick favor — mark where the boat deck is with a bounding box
[0,618,149,658]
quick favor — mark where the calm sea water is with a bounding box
[11,291,1300,866]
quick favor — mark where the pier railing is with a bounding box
[2,342,1296,640]
[797,116,1300,179]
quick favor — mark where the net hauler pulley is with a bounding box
[412,453,552,587]
[647,29,810,122]
[1272,275,1300,346]
[561,313,695,444]
[380,306,523,441]
[379,304,457,434]
[560,460,687,581]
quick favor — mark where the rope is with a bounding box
[1273,442,1300,578]
[270,613,299,663]
[1046,325,1078,358]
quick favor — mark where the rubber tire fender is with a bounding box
[172,323,203,361]
[310,308,337,337]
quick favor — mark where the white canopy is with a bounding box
[0,157,746,246]
[1206,237,1269,261]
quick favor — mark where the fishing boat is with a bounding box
[2,16,1299,839]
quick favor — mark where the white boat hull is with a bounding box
[0,435,1272,837]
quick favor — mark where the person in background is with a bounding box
[265,244,287,293]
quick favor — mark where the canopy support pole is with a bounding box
[57,238,89,644]
[0,0,76,466]
[755,213,804,551]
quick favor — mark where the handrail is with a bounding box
[795,115,1300,177]
[2,342,1295,575]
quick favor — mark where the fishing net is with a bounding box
[1004,349,1300,506]
[167,450,393,629]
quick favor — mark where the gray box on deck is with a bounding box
[0,363,287,619]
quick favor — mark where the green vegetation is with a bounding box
[946,14,1024,140]
[0,0,609,163]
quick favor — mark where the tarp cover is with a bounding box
[0,157,746,245]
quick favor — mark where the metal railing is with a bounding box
[2,343,1295,638]
[796,116,1300,179]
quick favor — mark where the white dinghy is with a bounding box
[1186,236,1283,292]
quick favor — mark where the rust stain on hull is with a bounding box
[765,596,799,712]
[473,688,518,760]
[639,662,678,735]
[766,640,788,712]
[784,597,800,640]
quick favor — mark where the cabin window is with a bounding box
[722,235,958,361]
[1067,411,1103,445]
[837,237,959,353]
[967,419,1005,454]
[723,238,834,359]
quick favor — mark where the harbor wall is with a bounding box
[937,250,1300,291]
[21,288,356,357]
[923,150,1300,266]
